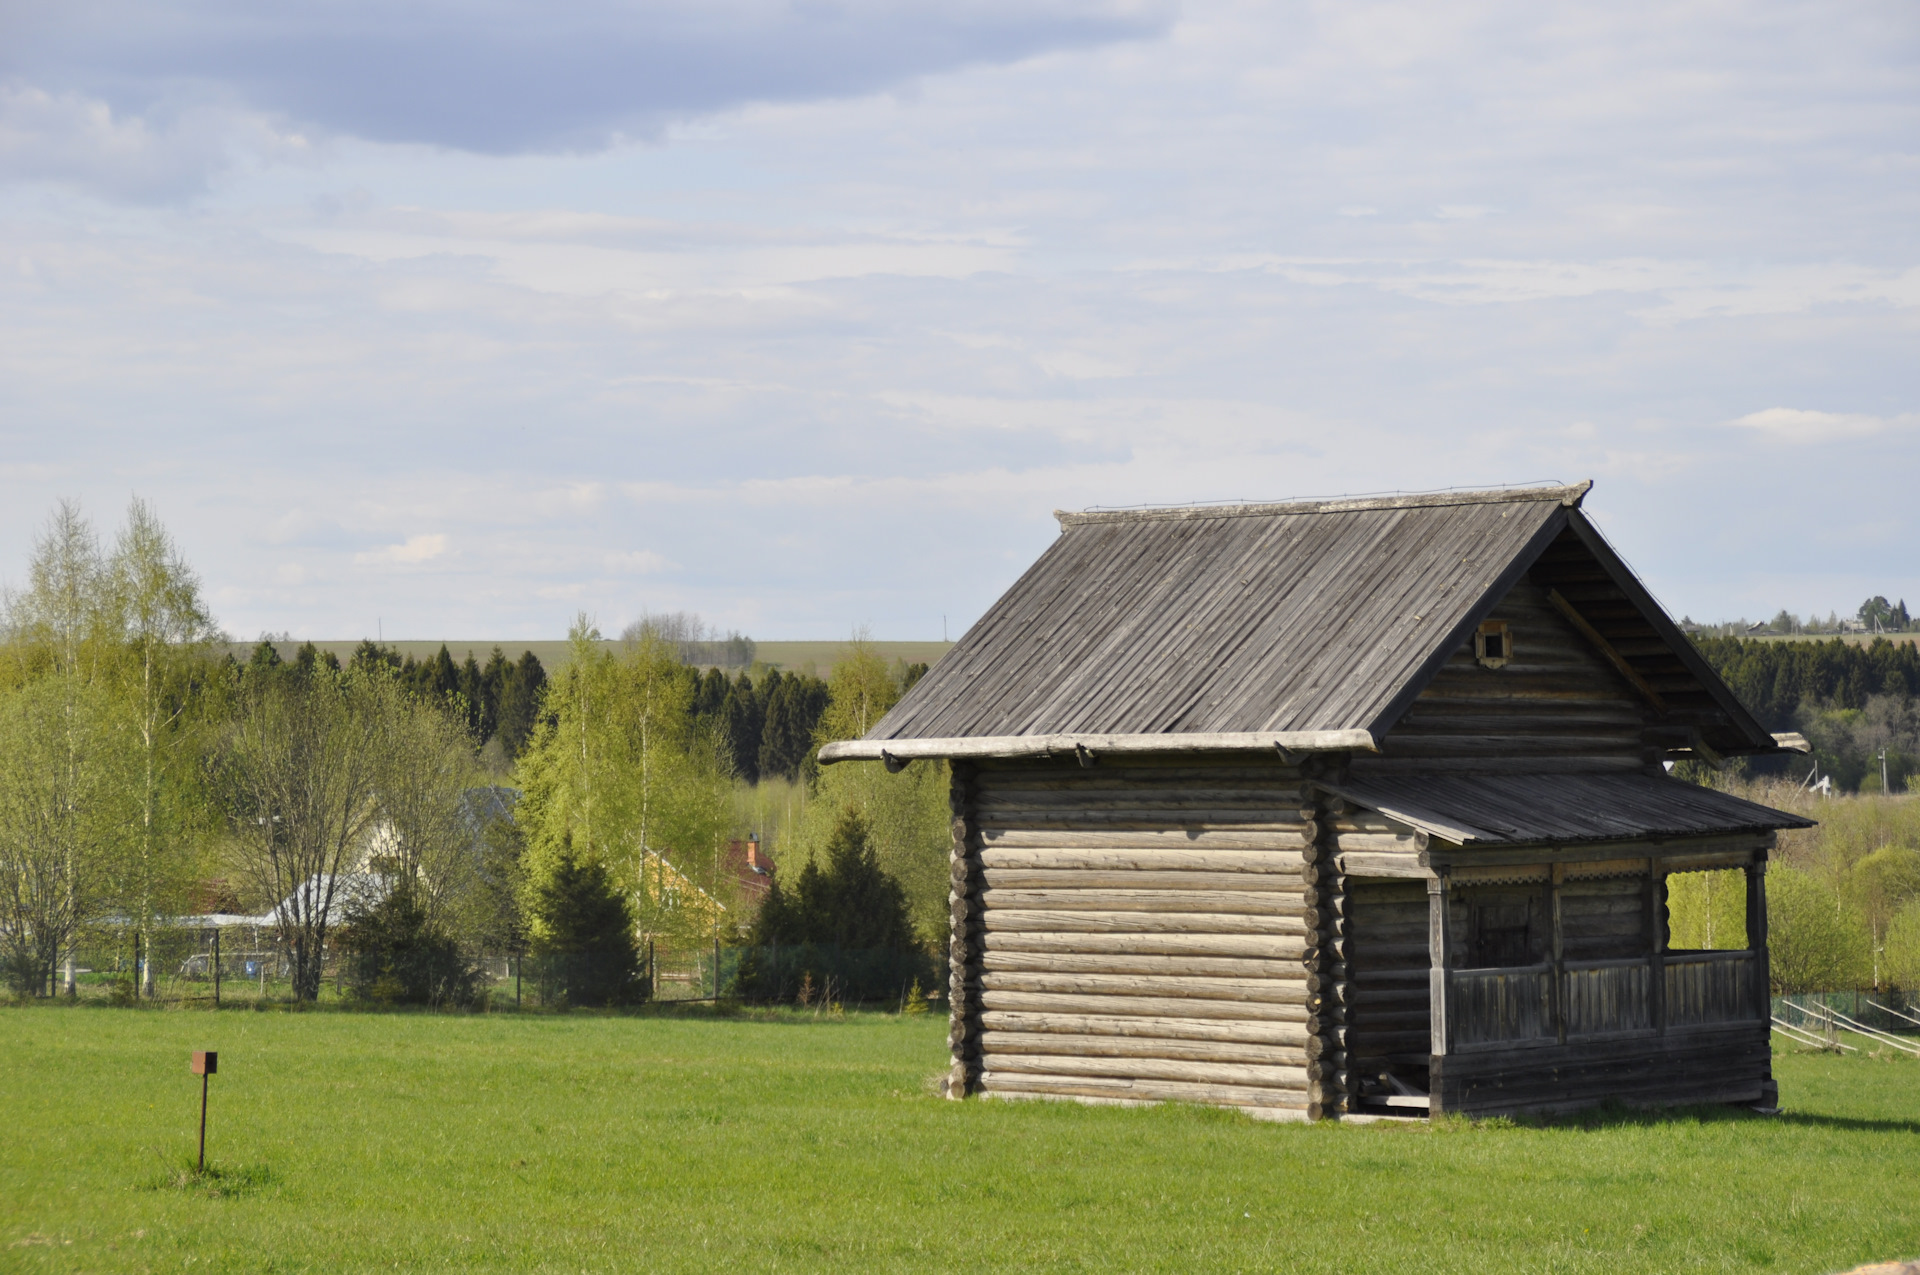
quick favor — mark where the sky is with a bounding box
[1,0,1916,642]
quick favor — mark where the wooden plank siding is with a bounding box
[947,754,1346,1120]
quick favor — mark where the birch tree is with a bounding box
[107,499,219,992]
[215,664,389,1000]
[0,676,130,995]
[2,502,118,993]
[515,617,730,949]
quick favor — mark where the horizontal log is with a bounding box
[974,791,1315,814]
[980,847,1306,873]
[981,970,1309,1004]
[981,951,1304,980]
[980,990,1309,1023]
[821,730,1375,765]
[981,1031,1308,1067]
[1333,832,1426,853]
[980,1010,1310,1046]
[970,767,1307,789]
[983,931,1308,959]
[983,910,1307,935]
[1338,851,1431,878]
[977,1071,1310,1109]
[979,868,1303,892]
[983,1051,1310,1090]
[982,888,1302,915]
[979,828,1313,850]
[971,816,1318,834]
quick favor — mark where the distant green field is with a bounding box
[229,639,954,676]
[5,1006,1918,1273]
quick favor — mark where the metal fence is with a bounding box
[16,926,943,1013]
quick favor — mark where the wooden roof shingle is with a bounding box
[821,482,1776,764]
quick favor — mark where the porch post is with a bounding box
[1428,873,1451,1059]
[1745,854,1770,1021]
[1648,859,1666,1035]
[1550,863,1566,1044]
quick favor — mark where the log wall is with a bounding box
[947,754,1346,1120]
[1359,578,1657,776]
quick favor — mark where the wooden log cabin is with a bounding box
[820,482,1813,1121]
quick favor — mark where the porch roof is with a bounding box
[1321,772,1814,847]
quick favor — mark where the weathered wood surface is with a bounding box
[979,828,1314,850]
[982,909,1307,935]
[1432,1023,1769,1116]
[982,1050,1310,1087]
[979,971,1309,1003]
[979,888,1304,915]
[1563,960,1652,1036]
[982,950,1304,980]
[980,867,1303,892]
[982,931,1308,958]
[1359,577,1656,778]
[980,1010,1311,1046]
[983,1031,1316,1067]
[980,990,1310,1021]
[1450,965,1553,1048]
[1664,951,1758,1028]
[978,1071,1311,1109]
[980,847,1305,873]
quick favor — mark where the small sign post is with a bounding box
[190,1051,218,1172]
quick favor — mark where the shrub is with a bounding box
[339,884,482,1007]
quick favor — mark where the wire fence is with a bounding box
[9,925,947,1013]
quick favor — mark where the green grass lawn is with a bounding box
[4,1006,1918,1273]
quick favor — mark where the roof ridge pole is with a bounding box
[1055,480,1595,527]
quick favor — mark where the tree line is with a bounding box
[1695,635,1920,792]
[0,498,948,1006]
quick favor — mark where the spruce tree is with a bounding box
[723,673,762,783]
[497,651,547,758]
[528,846,642,1006]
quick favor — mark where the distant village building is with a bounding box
[823,482,1811,1121]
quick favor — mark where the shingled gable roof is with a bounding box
[820,481,1775,765]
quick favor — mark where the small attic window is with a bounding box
[1474,620,1511,669]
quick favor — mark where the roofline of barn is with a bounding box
[819,729,1378,766]
[1055,480,1591,528]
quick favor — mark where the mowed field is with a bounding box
[5,1008,1919,1274]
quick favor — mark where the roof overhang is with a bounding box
[819,729,1378,767]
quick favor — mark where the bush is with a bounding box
[339,884,482,1007]
[527,851,644,1007]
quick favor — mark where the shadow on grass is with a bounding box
[1464,1100,1920,1137]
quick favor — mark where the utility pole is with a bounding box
[1882,748,1890,794]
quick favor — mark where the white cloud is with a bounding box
[1728,408,1913,443]
[355,534,448,565]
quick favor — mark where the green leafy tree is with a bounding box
[3,501,126,993]
[514,618,730,951]
[1885,897,1920,989]
[1768,865,1873,993]
[1666,870,1747,950]
[0,676,131,995]
[214,664,392,1000]
[785,639,952,945]
[107,498,221,994]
